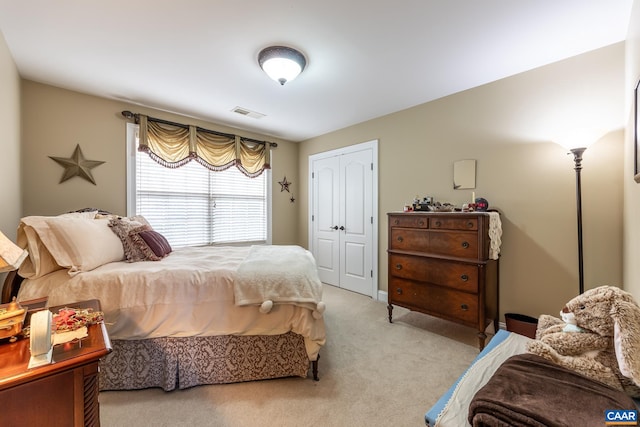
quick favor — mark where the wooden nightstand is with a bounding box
[0,299,111,427]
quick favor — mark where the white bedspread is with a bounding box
[16,245,326,360]
[234,245,325,316]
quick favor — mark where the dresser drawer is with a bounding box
[389,277,479,324]
[389,215,428,229]
[430,217,478,231]
[389,254,479,292]
[389,228,429,251]
[390,228,480,259]
[428,231,479,258]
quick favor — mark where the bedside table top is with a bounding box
[0,299,112,391]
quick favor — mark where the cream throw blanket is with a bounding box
[234,245,326,318]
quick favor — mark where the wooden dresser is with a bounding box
[387,212,499,349]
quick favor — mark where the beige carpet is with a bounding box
[100,284,487,427]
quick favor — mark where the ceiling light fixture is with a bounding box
[258,46,306,86]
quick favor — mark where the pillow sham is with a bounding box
[17,218,63,279]
[46,217,125,275]
[19,216,125,276]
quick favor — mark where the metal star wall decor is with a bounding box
[49,144,105,185]
[278,176,291,192]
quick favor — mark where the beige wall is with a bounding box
[299,43,625,320]
[623,0,640,299]
[20,81,300,245]
[0,30,21,285]
[0,31,21,239]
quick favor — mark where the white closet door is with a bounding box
[338,149,373,295]
[312,155,340,286]
[310,142,376,297]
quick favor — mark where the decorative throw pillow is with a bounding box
[137,230,172,258]
[109,217,171,262]
[128,227,160,261]
[108,218,152,262]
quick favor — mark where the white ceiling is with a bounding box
[0,1,633,142]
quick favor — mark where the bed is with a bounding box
[426,329,640,426]
[3,212,326,391]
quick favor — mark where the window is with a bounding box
[126,123,271,248]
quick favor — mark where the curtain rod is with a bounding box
[121,110,277,148]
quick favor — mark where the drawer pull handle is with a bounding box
[394,219,399,225]
[418,220,425,226]
[396,288,403,295]
[460,304,469,311]
[461,241,470,249]
[434,221,442,227]
[395,264,402,270]
[460,274,469,282]
[397,236,404,243]
[466,221,474,228]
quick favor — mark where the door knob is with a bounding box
[339,226,345,231]
[332,226,339,230]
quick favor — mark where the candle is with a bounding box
[472,192,475,203]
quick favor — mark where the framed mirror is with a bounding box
[453,159,476,189]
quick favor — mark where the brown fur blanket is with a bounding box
[468,353,637,427]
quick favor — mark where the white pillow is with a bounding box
[45,217,125,275]
[19,216,124,276]
[17,219,63,279]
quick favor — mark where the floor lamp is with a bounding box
[569,147,586,295]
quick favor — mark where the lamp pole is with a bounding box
[570,147,586,295]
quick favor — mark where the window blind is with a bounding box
[132,127,268,248]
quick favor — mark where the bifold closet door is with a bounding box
[311,148,373,296]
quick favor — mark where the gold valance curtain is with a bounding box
[137,114,272,177]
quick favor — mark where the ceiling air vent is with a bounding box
[231,106,266,119]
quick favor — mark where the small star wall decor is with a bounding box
[49,144,105,185]
[278,176,291,192]
[290,194,296,203]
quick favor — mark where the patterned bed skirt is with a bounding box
[99,331,311,391]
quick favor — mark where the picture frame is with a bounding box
[635,78,640,183]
